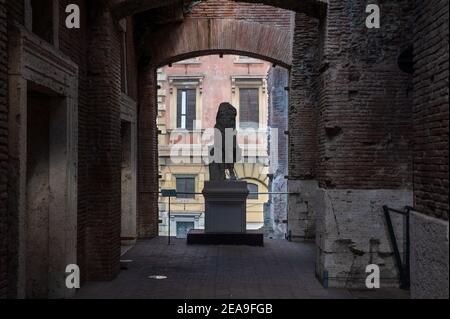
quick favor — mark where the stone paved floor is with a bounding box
[75,237,409,299]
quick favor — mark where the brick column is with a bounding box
[287,13,321,241]
[85,3,122,280]
[413,0,449,221]
[0,0,8,299]
[137,66,159,238]
[289,13,320,180]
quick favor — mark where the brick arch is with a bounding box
[111,0,327,19]
[144,18,293,69]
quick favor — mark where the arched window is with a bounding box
[247,183,259,199]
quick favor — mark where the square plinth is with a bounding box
[202,181,249,233]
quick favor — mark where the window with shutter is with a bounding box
[176,89,196,130]
[239,88,259,129]
[176,177,196,199]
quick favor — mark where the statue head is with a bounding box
[215,102,237,130]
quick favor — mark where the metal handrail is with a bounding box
[382,205,412,290]
[142,191,300,195]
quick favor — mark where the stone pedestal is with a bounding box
[202,181,248,233]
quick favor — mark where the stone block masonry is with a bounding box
[315,189,412,288]
[267,66,289,239]
[409,211,449,299]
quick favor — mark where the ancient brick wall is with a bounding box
[188,0,294,32]
[147,17,293,67]
[137,66,159,238]
[413,0,449,220]
[313,0,416,288]
[318,0,414,189]
[0,0,7,300]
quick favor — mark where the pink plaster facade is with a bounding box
[159,55,271,132]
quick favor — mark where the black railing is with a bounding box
[382,205,413,290]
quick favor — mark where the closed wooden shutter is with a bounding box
[176,89,183,128]
[239,88,259,129]
[176,177,195,199]
[186,89,196,130]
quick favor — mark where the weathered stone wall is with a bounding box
[4,0,25,299]
[413,0,449,221]
[314,0,415,287]
[0,0,7,300]
[410,0,449,299]
[410,211,448,299]
[267,66,289,238]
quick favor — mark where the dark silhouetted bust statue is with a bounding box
[209,102,242,181]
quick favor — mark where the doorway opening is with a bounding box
[120,120,137,248]
[25,84,70,298]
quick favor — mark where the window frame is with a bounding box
[176,88,197,130]
[231,75,267,131]
[239,87,260,130]
[26,0,59,47]
[168,75,204,131]
[175,175,197,199]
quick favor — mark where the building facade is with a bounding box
[157,55,272,237]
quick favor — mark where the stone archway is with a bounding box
[137,17,294,238]
[146,18,293,69]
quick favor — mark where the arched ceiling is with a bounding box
[143,18,293,68]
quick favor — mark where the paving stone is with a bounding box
[75,237,408,299]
